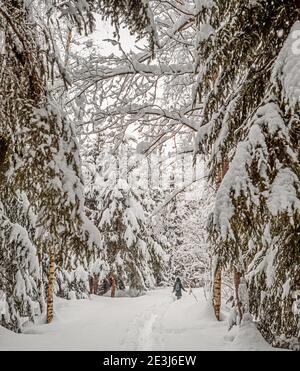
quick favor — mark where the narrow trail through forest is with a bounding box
[0,288,276,351]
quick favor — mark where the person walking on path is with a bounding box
[173,277,186,300]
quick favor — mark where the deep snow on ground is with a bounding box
[0,288,277,351]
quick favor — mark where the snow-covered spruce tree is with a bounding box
[0,0,155,328]
[195,1,300,347]
[81,135,169,294]
[0,193,42,332]
[56,264,90,300]
[245,25,300,349]
[139,185,169,288]
[81,136,113,293]
[0,136,42,332]
[97,168,166,296]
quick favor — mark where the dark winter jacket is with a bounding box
[173,279,185,297]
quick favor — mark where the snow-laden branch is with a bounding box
[83,104,201,133]
[116,104,200,132]
[155,0,196,16]
[75,60,194,82]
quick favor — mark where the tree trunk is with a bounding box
[93,275,99,295]
[47,254,55,324]
[89,276,94,294]
[212,159,229,320]
[213,267,222,320]
[111,276,116,298]
[234,269,243,321]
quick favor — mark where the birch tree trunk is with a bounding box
[213,264,222,320]
[212,160,229,320]
[47,254,55,324]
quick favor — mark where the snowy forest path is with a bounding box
[0,288,276,351]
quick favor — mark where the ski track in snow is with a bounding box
[0,288,278,351]
[136,313,158,351]
[121,294,173,351]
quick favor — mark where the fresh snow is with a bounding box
[0,288,278,351]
